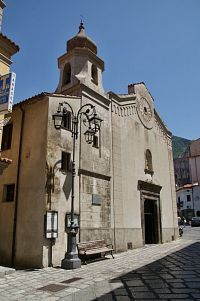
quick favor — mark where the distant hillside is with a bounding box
[172,136,191,159]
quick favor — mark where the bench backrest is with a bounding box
[77,240,106,251]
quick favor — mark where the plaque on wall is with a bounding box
[92,194,102,206]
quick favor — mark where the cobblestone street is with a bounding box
[0,227,200,300]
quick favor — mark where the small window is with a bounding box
[62,63,71,85]
[62,111,71,130]
[1,123,13,151]
[91,64,98,84]
[93,135,99,148]
[3,184,15,202]
[187,195,191,202]
[61,152,71,172]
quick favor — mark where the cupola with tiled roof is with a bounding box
[56,21,105,96]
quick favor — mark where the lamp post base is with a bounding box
[61,256,81,270]
[61,230,81,270]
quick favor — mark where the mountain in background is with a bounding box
[172,136,191,159]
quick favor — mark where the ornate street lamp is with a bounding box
[52,103,64,129]
[84,128,95,144]
[52,102,102,269]
[89,108,102,133]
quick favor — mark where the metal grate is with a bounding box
[38,284,68,292]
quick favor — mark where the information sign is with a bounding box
[45,211,58,239]
[0,72,16,114]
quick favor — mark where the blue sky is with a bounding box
[3,0,200,140]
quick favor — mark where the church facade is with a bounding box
[0,23,178,268]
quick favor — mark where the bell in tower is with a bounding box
[56,21,105,96]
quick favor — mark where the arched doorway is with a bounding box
[144,199,159,244]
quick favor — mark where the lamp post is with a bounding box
[53,102,102,269]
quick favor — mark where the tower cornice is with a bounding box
[57,47,104,71]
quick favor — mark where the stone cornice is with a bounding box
[138,180,162,194]
[58,47,104,70]
[108,91,136,104]
[111,102,136,117]
[78,168,111,181]
[154,109,172,137]
[109,91,137,117]
[61,83,110,109]
[81,84,110,108]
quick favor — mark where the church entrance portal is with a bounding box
[138,180,162,245]
[144,199,159,244]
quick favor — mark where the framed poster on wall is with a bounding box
[45,210,58,239]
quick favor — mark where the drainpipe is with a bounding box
[11,105,25,267]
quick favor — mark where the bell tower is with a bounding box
[56,22,105,96]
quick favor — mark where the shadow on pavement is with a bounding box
[84,242,200,300]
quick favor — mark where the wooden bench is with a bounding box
[77,240,114,263]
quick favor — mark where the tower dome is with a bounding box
[67,21,97,54]
[56,21,105,95]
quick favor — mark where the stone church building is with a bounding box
[0,22,178,268]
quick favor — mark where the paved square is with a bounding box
[0,227,200,300]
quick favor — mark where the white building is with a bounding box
[176,183,200,220]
